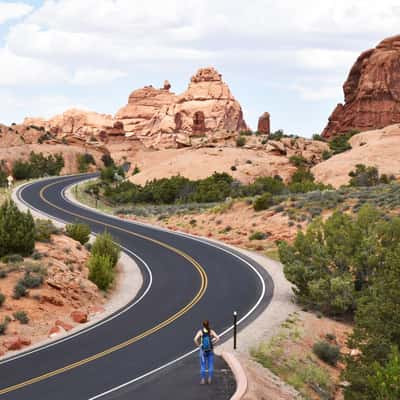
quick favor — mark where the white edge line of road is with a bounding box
[61,180,267,400]
[0,179,153,366]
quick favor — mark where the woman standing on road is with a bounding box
[194,320,220,384]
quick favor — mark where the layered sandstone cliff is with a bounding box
[323,35,400,138]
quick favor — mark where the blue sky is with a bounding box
[1,0,400,137]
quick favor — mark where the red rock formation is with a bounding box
[258,112,270,135]
[70,311,88,323]
[323,35,400,138]
[115,86,176,137]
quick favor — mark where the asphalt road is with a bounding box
[0,174,273,399]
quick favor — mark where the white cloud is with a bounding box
[0,48,67,85]
[293,84,342,101]
[70,68,127,85]
[0,2,32,25]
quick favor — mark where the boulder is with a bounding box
[70,310,88,323]
[323,35,400,138]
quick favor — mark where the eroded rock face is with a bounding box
[258,112,270,135]
[115,86,176,137]
[323,35,400,138]
[116,67,248,148]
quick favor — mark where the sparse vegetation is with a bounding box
[313,341,340,366]
[253,192,273,211]
[329,130,359,155]
[13,311,29,324]
[236,136,246,147]
[35,219,59,242]
[66,222,91,244]
[0,292,5,307]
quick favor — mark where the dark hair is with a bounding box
[202,320,210,332]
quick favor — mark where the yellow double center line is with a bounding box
[0,177,208,396]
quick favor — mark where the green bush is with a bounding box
[253,192,273,211]
[349,164,380,187]
[312,134,326,142]
[313,341,340,366]
[133,165,140,175]
[101,154,115,167]
[91,232,120,267]
[322,150,332,160]
[0,293,5,307]
[236,136,246,147]
[66,222,91,244]
[13,311,29,324]
[0,200,35,257]
[0,320,8,335]
[289,155,307,167]
[13,282,27,299]
[249,232,267,240]
[12,151,64,180]
[88,254,115,290]
[329,130,359,155]
[35,219,58,242]
[77,153,96,173]
[21,272,43,288]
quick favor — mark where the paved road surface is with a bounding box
[0,174,273,399]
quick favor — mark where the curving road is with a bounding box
[0,174,273,399]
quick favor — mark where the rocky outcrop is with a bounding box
[323,35,400,138]
[115,67,248,148]
[115,86,176,137]
[24,109,122,144]
[313,124,400,187]
[258,112,270,135]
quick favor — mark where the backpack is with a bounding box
[201,329,213,353]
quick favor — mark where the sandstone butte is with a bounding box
[23,67,249,150]
[115,66,248,148]
[323,34,400,138]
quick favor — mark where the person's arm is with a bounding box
[211,330,220,344]
[194,330,202,346]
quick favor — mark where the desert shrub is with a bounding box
[13,282,27,299]
[249,232,267,240]
[322,150,332,160]
[329,130,359,155]
[35,219,58,242]
[0,200,35,257]
[244,176,286,197]
[2,254,24,263]
[31,250,43,260]
[0,320,8,335]
[236,136,246,147]
[91,232,120,267]
[289,155,307,167]
[77,153,96,173]
[13,311,29,324]
[0,270,7,278]
[101,154,114,167]
[349,164,381,187]
[66,222,91,244]
[253,192,273,211]
[88,254,115,290]
[21,272,43,288]
[239,130,253,136]
[230,165,237,171]
[312,134,325,142]
[0,293,5,306]
[279,204,389,316]
[100,165,125,183]
[313,341,340,366]
[12,151,64,179]
[132,165,140,175]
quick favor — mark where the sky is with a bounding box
[0,0,400,137]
